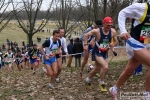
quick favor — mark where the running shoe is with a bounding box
[99,84,107,92]
[85,79,91,89]
[109,86,118,100]
[48,83,55,89]
[55,78,60,83]
[80,72,82,78]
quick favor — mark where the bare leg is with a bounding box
[50,62,58,84]
[80,50,89,72]
[56,57,62,78]
[116,48,150,91]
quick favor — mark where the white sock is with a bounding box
[99,79,104,85]
[86,77,91,83]
[49,83,53,87]
[113,85,118,91]
[56,78,59,80]
[42,67,46,72]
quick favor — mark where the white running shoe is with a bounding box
[55,78,60,83]
[135,72,143,76]
[48,83,55,89]
[143,91,150,100]
[109,86,118,100]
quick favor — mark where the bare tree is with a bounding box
[0,0,13,32]
[54,0,84,37]
[11,0,54,46]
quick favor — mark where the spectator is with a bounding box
[73,37,83,67]
[2,43,6,51]
[66,38,73,67]
[6,39,10,48]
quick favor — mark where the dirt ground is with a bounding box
[0,55,148,100]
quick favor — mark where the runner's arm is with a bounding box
[118,3,146,34]
[40,39,50,57]
[62,38,68,53]
[112,29,118,46]
[84,29,98,45]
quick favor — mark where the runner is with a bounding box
[84,17,117,92]
[55,27,68,82]
[80,20,102,78]
[3,49,14,71]
[109,2,150,100]
[24,48,30,69]
[40,30,61,88]
[14,50,24,71]
[28,44,40,74]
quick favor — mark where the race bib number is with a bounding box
[99,43,109,49]
[33,53,37,57]
[140,26,150,37]
[140,25,150,44]
[50,49,58,54]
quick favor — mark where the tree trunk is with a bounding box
[27,34,33,47]
[103,0,107,18]
[93,0,98,20]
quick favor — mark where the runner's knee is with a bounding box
[124,70,134,76]
[102,64,108,71]
[53,71,57,76]
[47,72,53,76]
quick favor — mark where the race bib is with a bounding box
[140,26,150,37]
[33,53,37,57]
[50,49,58,54]
[99,42,109,49]
[140,26,150,44]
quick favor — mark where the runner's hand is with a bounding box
[45,56,49,60]
[66,53,69,58]
[109,43,114,49]
[83,45,88,51]
[120,33,130,40]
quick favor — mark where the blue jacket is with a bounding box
[67,42,73,54]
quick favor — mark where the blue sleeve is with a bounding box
[58,39,61,48]
[42,39,50,48]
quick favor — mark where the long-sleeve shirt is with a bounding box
[118,3,147,34]
[60,37,68,53]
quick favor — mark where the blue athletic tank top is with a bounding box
[94,27,112,53]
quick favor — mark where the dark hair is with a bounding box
[95,20,102,26]
[17,49,21,52]
[33,43,37,46]
[8,48,11,51]
[58,27,64,32]
[70,38,73,42]
[76,37,79,42]
[53,30,59,35]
